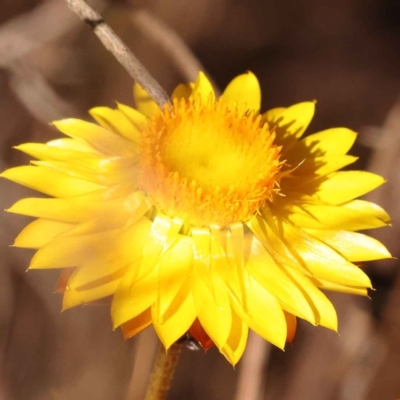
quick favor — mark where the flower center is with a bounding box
[140,98,282,227]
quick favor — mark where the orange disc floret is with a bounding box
[140,97,282,227]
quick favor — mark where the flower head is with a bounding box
[1,72,391,364]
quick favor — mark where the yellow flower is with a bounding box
[1,72,391,365]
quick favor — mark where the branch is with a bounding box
[65,0,170,107]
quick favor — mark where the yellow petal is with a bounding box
[29,228,120,269]
[191,228,231,349]
[117,102,148,131]
[30,158,140,187]
[47,138,99,154]
[14,219,75,249]
[153,290,196,350]
[62,192,150,237]
[342,200,391,223]
[231,270,287,349]
[135,215,183,282]
[284,128,357,165]
[220,310,249,365]
[68,217,152,288]
[89,106,141,143]
[15,142,99,161]
[282,267,337,330]
[62,274,121,310]
[247,215,309,274]
[313,279,368,296]
[305,229,392,262]
[133,83,159,117]
[263,107,286,123]
[191,72,215,102]
[282,201,389,231]
[221,71,261,112]
[111,265,157,328]
[277,220,372,288]
[1,166,103,198]
[7,186,143,222]
[266,102,315,150]
[292,155,358,177]
[306,171,386,205]
[172,83,194,101]
[122,308,152,339]
[226,224,247,310]
[245,235,317,324]
[53,119,135,156]
[153,236,193,323]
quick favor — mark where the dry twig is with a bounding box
[65,0,170,107]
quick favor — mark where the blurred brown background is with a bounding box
[1,0,400,399]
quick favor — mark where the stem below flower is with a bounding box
[144,343,183,400]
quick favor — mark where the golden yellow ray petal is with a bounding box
[342,200,391,223]
[111,266,157,328]
[191,228,231,349]
[191,72,215,102]
[245,235,317,325]
[231,270,286,349]
[220,309,249,365]
[14,219,75,249]
[122,308,152,339]
[153,291,196,350]
[247,215,309,274]
[68,218,152,288]
[221,71,261,112]
[292,155,358,177]
[62,275,121,310]
[15,143,99,162]
[172,83,194,101]
[272,219,372,288]
[1,166,103,198]
[282,267,337,331]
[6,182,137,221]
[29,228,120,269]
[305,229,392,262]
[281,201,389,231]
[313,278,368,296]
[153,236,193,323]
[135,215,183,282]
[226,224,247,310]
[296,171,386,205]
[263,107,286,123]
[111,216,183,328]
[284,128,357,165]
[133,83,159,117]
[266,102,315,150]
[117,102,148,131]
[30,158,140,186]
[63,192,151,237]
[89,107,141,144]
[53,119,135,156]
[47,138,100,154]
